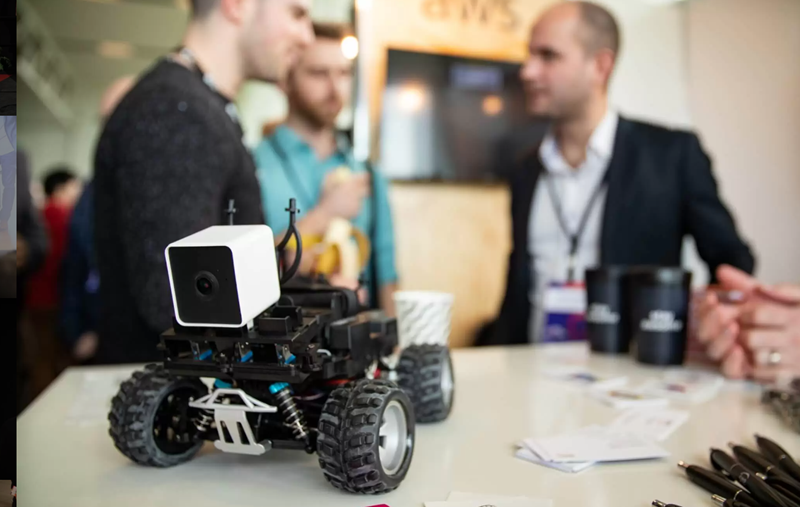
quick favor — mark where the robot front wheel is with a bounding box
[108,364,208,467]
[317,379,416,494]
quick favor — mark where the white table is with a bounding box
[19,343,800,507]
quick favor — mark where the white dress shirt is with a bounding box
[528,109,620,342]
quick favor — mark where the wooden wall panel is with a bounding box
[389,183,512,348]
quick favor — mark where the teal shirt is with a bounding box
[254,125,398,288]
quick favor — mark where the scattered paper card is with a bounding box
[447,492,531,502]
[608,408,689,442]
[543,367,628,391]
[524,427,670,463]
[589,388,669,410]
[446,491,552,506]
[639,370,724,404]
[426,500,551,507]
[515,445,595,473]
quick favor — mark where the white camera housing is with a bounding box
[165,225,281,328]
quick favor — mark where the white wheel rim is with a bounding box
[379,400,409,476]
[441,355,454,409]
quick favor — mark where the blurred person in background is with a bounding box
[255,23,398,314]
[93,0,314,364]
[17,150,49,411]
[0,71,13,116]
[25,168,82,396]
[485,1,754,346]
[697,265,800,384]
[0,251,13,298]
[0,116,14,231]
[61,76,136,364]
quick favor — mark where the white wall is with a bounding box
[686,0,800,284]
[18,85,105,181]
[598,0,693,128]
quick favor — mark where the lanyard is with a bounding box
[172,47,247,148]
[268,136,316,209]
[544,168,610,283]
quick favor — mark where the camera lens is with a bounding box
[196,277,213,296]
[194,271,218,298]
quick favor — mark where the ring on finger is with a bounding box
[767,349,782,366]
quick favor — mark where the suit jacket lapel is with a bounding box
[600,117,639,263]
[518,150,542,252]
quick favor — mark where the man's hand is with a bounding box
[696,265,755,378]
[738,283,800,384]
[283,242,326,276]
[318,172,370,220]
[698,264,800,382]
[73,331,99,362]
[328,274,369,306]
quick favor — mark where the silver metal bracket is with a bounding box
[189,388,277,456]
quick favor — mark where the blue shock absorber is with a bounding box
[270,354,308,442]
[270,382,290,395]
[268,355,295,394]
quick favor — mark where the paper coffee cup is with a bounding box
[393,291,454,348]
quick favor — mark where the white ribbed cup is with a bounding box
[393,291,454,348]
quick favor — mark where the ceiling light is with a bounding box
[355,0,372,11]
[341,36,359,60]
[398,84,427,113]
[482,95,503,116]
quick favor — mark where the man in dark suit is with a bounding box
[483,1,754,346]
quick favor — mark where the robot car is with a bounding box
[108,200,455,494]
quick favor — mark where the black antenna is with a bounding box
[226,199,237,225]
[276,198,303,284]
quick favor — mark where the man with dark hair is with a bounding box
[94,0,314,363]
[254,23,399,314]
[485,1,754,345]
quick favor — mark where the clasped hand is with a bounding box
[696,265,800,384]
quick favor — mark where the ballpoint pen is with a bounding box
[710,448,792,507]
[652,501,683,507]
[756,434,800,483]
[757,473,800,505]
[677,461,758,507]
[730,442,800,495]
[712,494,755,507]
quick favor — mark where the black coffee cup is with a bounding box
[626,267,692,366]
[585,266,629,354]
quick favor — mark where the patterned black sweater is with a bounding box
[94,59,264,363]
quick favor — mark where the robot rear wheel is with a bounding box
[397,344,455,423]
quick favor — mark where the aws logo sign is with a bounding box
[421,0,520,31]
